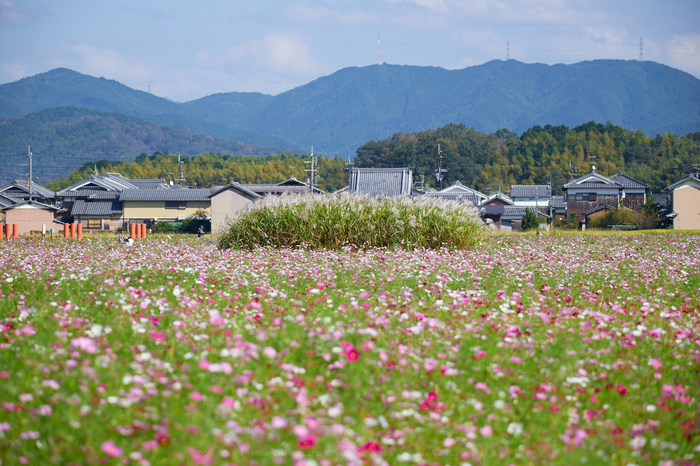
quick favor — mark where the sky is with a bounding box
[1,0,699,102]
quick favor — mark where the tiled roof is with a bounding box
[349,167,412,196]
[550,195,566,208]
[582,203,616,216]
[87,192,121,200]
[0,200,63,212]
[422,192,481,205]
[438,181,487,198]
[241,185,310,195]
[563,171,623,190]
[71,200,123,216]
[609,172,649,189]
[667,173,700,191]
[119,188,211,202]
[483,192,514,205]
[510,185,551,199]
[208,182,263,199]
[0,180,55,199]
[0,193,17,207]
[503,206,548,217]
[129,179,168,189]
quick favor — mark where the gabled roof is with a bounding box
[241,185,312,195]
[56,174,139,195]
[482,192,514,205]
[422,192,482,205]
[208,182,263,199]
[581,203,616,216]
[119,188,211,202]
[609,172,650,190]
[0,180,55,199]
[563,171,623,190]
[129,179,168,189]
[502,205,550,218]
[349,167,413,196]
[510,184,551,199]
[71,200,124,216]
[667,173,700,191]
[0,199,63,212]
[438,181,487,198]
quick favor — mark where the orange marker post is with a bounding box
[12,224,18,238]
[0,225,4,241]
[129,223,136,240]
[77,223,83,240]
[64,223,69,238]
[140,223,147,239]
[5,224,10,239]
[70,223,76,239]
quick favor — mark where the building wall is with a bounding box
[211,191,255,234]
[4,207,57,235]
[75,217,126,231]
[123,201,210,221]
[566,194,619,217]
[622,192,646,210]
[673,185,700,230]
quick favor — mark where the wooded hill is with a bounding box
[45,152,348,194]
[44,121,700,195]
[355,122,700,194]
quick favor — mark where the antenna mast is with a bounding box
[435,144,447,190]
[376,33,382,65]
[506,41,510,61]
[639,38,644,62]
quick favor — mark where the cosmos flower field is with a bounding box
[0,234,699,466]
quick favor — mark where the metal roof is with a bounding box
[609,172,650,190]
[119,188,211,202]
[349,167,412,196]
[510,185,551,199]
[71,200,124,216]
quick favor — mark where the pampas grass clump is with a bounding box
[218,193,490,250]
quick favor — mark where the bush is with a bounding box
[218,193,490,250]
[521,209,539,231]
[181,209,211,234]
[588,207,660,230]
[151,222,182,234]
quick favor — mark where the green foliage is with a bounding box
[151,221,182,234]
[588,207,661,230]
[181,208,211,234]
[554,212,580,230]
[521,209,539,231]
[355,122,700,194]
[218,193,491,250]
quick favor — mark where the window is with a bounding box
[165,201,187,210]
[87,219,101,229]
[575,193,597,201]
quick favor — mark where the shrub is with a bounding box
[588,207,660,230]
[181,208,211,234]
[151,221,182,234]
[521,209,539,231]
[218,193,490,250]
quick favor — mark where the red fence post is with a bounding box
[140,223,147,239]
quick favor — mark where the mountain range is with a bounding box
[1,59,699,182]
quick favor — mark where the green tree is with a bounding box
[521,209,539,231]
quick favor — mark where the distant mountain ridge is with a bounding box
[1,60,699,160]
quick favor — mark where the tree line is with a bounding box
[354,122,700,194]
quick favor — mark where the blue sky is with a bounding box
[1,0,699,102]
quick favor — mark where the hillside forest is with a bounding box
[45,121,700,195]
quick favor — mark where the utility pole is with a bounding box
[435,144,447,190]
[305,147,317,193]
[176,155,186,185]
[27,145,33,202]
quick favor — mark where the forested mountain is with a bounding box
[45,152,348,193]
[1,60,699,157]
[0,107,271,183]
[355,122,700,194]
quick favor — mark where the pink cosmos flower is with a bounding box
[650,358,662,370]
[424,358,438,372]
[475,382,491,394]
[71,336,98,354]
[143,440,158,450]
[149,331,167,343]
[262,346,277,359]
[480,425,493,437]
[101,440,123,457]
[615,384,628,396]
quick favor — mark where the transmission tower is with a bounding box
[639,38,644,62]
[506,41,510,61]
[176,154,186,185]
[376,33,382,65]
[304,147,317,193]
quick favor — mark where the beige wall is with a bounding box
[123,201,210,220]
[211,190,255,234]
[673,185,700,230]
[5,207,57,235]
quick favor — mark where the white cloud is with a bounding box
[0,62,27,80]
[0,0,29,23]
[666,34,700,77]
[220,32,317,74]
[63,44,154,83]
[449,0,606,25]
[413,0,448,11]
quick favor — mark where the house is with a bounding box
[349,168,413,196]
[482,191,514,206]
[562,169,624,218]
[239,177,325,196]
[207,183,262,234]
[580,204,617,228]
[0,180,55,205]
[422,181,486,205]
[0,200,64,235]
[609,172,650,210]
[550,196,567,220]
[510,184,551,208]
[666,174,700,230]
[119,188,211,227]
[500,206,549,231]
